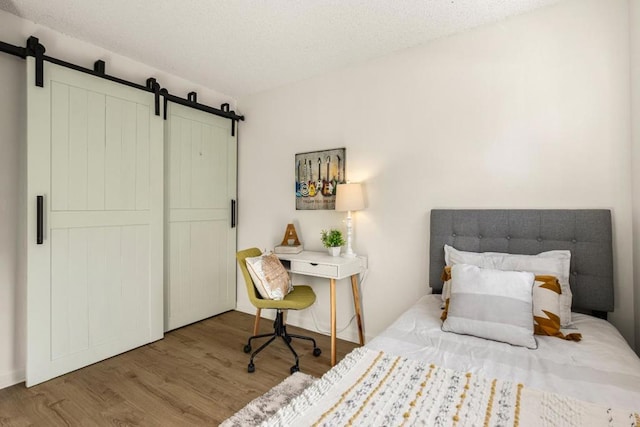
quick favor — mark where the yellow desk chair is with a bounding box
[237,248,322,374]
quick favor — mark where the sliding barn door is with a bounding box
[165,103,237,331]
[25,58,164,386]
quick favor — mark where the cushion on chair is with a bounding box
[245,253,293,300]
[237,248,317,310]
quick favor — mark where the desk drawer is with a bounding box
[291,260,338,278]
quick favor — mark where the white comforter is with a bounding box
[367,295,640,410]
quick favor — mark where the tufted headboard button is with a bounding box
[478,234,483,239]
[452,233,456,237]
[537,237,543,242]
[572,239,577,243]
[506,235,511,240]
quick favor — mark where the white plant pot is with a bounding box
[327,247,341,256]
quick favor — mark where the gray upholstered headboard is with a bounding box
[430,209,614,316]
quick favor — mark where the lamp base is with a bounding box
[342,210,357,259]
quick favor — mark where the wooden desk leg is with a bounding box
[330,278,337,367]
[351,275,364,346]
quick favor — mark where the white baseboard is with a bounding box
[0,368,25,390]
[236,302,260,317]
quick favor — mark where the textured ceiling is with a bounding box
[0,0,562,98]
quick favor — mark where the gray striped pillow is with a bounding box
[442,264,537,349]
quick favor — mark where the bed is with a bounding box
[259,210,640,426]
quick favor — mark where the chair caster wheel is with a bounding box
[290,365,299,374]
[248,363,255,373]
[243,344,251,353]
[313,348,322,357]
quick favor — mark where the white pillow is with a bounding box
[245,253,293,300]
[444,245,572,326]
[442,264,537,349]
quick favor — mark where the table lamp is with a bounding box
[335,183,365,258]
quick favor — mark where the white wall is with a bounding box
[0,9,237,389]
[631,0,640,353]
[237,0,637,349]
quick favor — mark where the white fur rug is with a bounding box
[220,372,316,427]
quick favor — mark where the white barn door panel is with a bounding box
[165,103,237,331]
[26,58,164,386]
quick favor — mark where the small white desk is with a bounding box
[276,251,365,366]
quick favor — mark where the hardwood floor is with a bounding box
[0,311,358,426]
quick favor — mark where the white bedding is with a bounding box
[367,295,640,410]
[265,347,638,426]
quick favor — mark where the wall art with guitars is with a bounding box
[295,148,346,210]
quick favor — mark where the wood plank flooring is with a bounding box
[0,311,358,426]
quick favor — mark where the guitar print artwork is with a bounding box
[294,148,345,210]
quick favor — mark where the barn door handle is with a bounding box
[36,195,44,244]
[231,199,236,228]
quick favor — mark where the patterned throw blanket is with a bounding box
[263,348,639,427]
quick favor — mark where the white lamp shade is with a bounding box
[335,183,364,212]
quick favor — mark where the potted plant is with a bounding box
[321,229,345,256]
